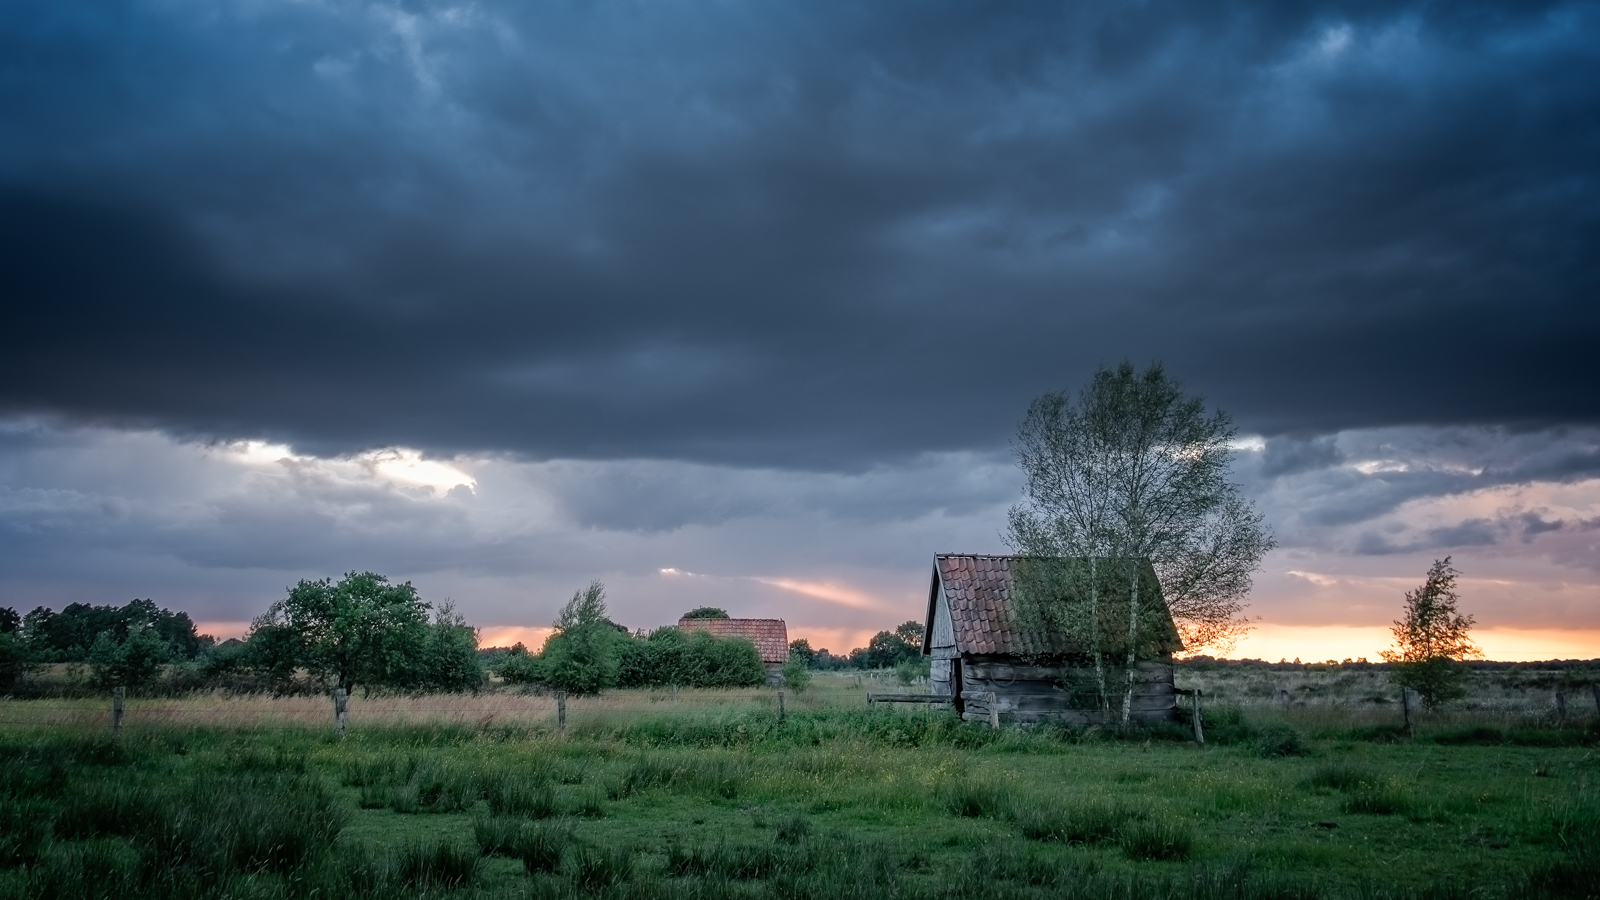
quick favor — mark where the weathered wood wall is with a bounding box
[954,658,1175,725]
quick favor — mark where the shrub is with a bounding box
[617,628,765,689]
[1256,726,1308,758]
[782,651,813,693]
[494,643,544,684]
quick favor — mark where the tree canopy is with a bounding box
[1007,361,1274,724]
[1381,557,1481,708]
[249,571,482,694]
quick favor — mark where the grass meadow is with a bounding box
[1,667,1598,899]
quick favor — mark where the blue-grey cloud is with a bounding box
[0,1,1596,468]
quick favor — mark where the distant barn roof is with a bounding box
[925,554,1180,658]
[676,617,789,664]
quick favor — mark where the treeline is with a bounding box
[0,573,479,696]
[0,599,215,694]
[788,621,925,671]
[0,574,940,697]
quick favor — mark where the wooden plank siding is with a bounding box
[957,660,1176,725]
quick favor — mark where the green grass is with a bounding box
[2,677,1600,899]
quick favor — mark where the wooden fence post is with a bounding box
[671,684,678,703]
[1402,687,1418,739]
[988,691,1000,729]
[556,690,567,732]
[777,690,785,722]
[1556,689,1568,727]
[111,686,125,738]
[332,688,348,739]
[1192,689,1205,745]
[1591,682,1600,720]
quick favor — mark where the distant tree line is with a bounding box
[0,573,482,696]
[1,576,951,699]
[787,621,925,671]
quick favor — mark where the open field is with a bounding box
[2,669,1599,899]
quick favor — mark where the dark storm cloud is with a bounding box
[2,1,1598,468]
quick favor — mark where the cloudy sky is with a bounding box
[2,1,1597,661]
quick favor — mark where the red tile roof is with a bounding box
[927,554,1179,658]
[676,617,789,664]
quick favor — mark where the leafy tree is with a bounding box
[787,638,815,667]
[894,621,925,648]
[87,623,170,690]
[681,607,730,619]
[417,602,485,693]
[0,631,37,692]
[250,572,431,695]
[1007,361,1274,725]
[1381,557,1482,709]
[540,582,624,694]
[0,607,19,634]
[861,629,920,669]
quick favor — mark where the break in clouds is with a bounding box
[2,418,1597,644]
[1,1,1597,650]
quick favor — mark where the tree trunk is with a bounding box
[1089,557,1108,722]
[1120,558,1141,727]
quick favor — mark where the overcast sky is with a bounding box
[3,1,1597,660]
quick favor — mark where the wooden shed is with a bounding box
[922,554,1180,725]
[676,617,789,685]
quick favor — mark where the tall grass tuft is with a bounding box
[486,776,558,818]
[667,841,784,879]
[939,776,1011,818]
[1307,763,1369,792]
[518,818,577,874]
[474,813,529,857]
[1011,796,1134,845]
[1118,818,1195,861]
[394,837,480,889]
[775,813,812,844]
[1343,778,1412,816]
[569,843,635,892]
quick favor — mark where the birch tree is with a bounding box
[1380,557,1481,708]
[1008,361,1274,725]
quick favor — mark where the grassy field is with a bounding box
[1,669,1598,899]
